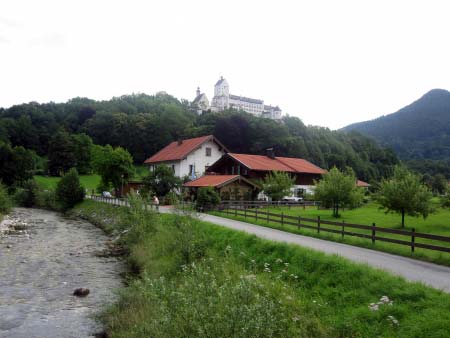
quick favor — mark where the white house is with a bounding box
[143,135,228,179]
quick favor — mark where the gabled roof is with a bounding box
[215,77,227,86]
[356,179,370,187]
[183,175,258,189]
[229,94,263,104]
[226,153,326,174]
[144,135,228,164]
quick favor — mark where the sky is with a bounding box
[1,0,450,130]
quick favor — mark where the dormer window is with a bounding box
[205,147,212,156]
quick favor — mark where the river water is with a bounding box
[0,208,124,338]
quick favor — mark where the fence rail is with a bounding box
[220,200,320,209]
[218,205,450,254]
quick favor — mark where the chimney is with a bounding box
[178,139,183,145]
[266,147,275,159]
[196,87,200,97]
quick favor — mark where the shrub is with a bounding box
[36,189,57,210]
[196,187,220,211]
[163,191,180,205]
[0,183,12,214]
[14,179,39,207]
[56,168,85,210]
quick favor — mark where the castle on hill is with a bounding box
[193,77,282,120]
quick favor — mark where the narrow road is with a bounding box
[198,213,450,293]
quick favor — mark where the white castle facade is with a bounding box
[193,77,282,120]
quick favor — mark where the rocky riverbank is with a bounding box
[0,208,124,338]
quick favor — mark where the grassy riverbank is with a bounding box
[72,199,450,338]
[211,202,450,266]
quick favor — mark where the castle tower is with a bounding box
[211,76,230,111]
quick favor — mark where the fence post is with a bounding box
[281,212,284,226]
[317,216,321,233]
[342,220,345,239]
[411,228,415,253]
[235,207,237,217]
[244,207,247,219]
[372,223,376,245]
[298,216,301,229]
[255,209,258,221]
[267,210,269,223]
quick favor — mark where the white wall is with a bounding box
[149,139,226,179]
[179,139,225,178]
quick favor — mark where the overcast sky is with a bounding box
[1,0,450,129]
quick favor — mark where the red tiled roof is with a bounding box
[357,179,370,187]
[183,175,240,187]
[228,153,326,174]
[144,135,226,164]
[276,157,326,174]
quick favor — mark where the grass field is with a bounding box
[34,174,101,191]
[71,199,450,338]
[212,201,450,266]
[34,166,148,192]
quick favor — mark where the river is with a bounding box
[0,208,124,338]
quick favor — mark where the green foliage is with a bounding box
[0,94,398,182]
[14,179,39,207]
[0,183,12,214]
[376,166,434,227]
[262,170,294,201]
[196,186,220,211]
[36,189,57,210]
[92,144,134,194]
[314,167,363,217]
[55,168,85,210]
[0,141,34,186]
[141,165,181,198]
[48,130,94,176]
[430,174,448,195]
[163,191,180,205]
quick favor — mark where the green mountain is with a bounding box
[343,89,450,160]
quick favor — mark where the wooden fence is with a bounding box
[218,205,450,254]
[220,200,320,209]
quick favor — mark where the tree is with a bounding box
[92,145,134,195]
[141,165,181,198]
[314,167,363,218]
[375,166,433,228]
[0,142,34,186]
[72,133,93,174]
[48,130,76,176]
[56,168,85,210]
[262,171,294,201]
[196,186,220,211]
[0,183,12,214]
[430,174,448,195]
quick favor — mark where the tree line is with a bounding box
[0,92,399,183]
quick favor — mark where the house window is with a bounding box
[189,165,194,176]
[171,165,175,173]
[205,147,212,156]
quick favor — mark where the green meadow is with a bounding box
[212,201,450,266]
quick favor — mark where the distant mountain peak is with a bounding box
[342,89,450,160]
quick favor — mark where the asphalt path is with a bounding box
[197,212,450,293]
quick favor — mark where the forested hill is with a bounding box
[343,89,450,160]
[0,93,398,182]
